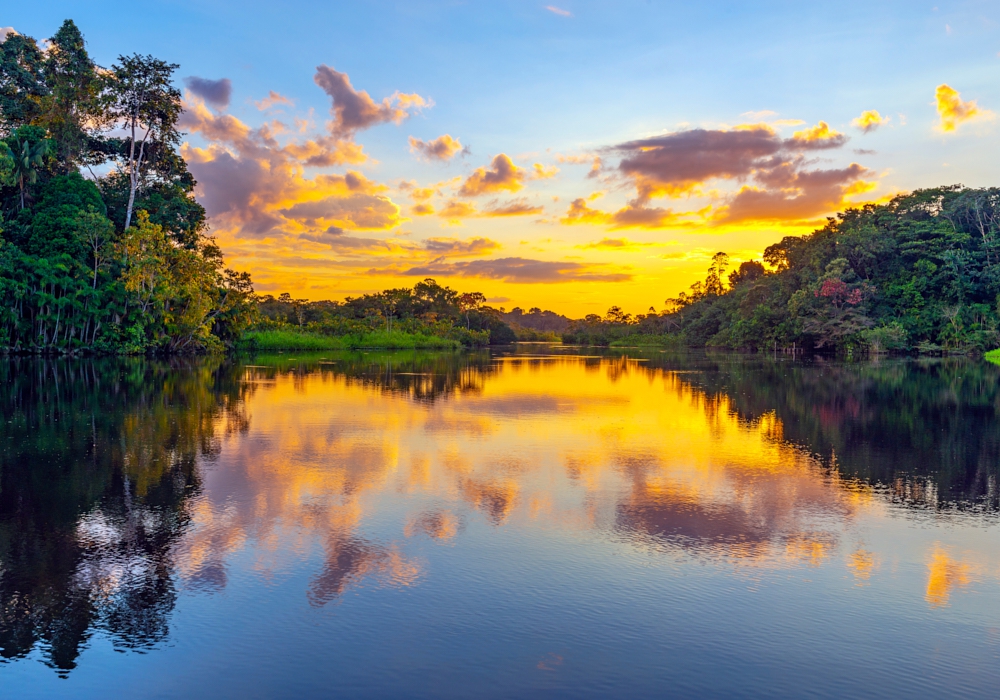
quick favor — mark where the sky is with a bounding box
[5,1,1000,316]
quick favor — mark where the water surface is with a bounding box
[2,349,999,698]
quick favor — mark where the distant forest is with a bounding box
[565,187,1000,355]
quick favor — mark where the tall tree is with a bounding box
[39,20,103,171]
[0,31,47,134]
[7,135,49,209]
[106,54,181,230]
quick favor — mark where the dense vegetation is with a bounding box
[0,21,255,354]
[250,278,517,350]
[566,187,1000,355]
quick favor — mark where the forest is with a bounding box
[0,20,255,354]
[566,187,1000,355]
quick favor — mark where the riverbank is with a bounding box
[238,329,461,351]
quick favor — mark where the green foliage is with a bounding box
[574,187,1000,355]
[0,21,255,355]
[240,329,461,351]
[254,277,516,348]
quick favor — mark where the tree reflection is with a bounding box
[0,358,249,672]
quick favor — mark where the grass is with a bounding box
[240,329,460,351]
[608,334,686,348]
[985,349,1000,365]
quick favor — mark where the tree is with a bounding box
[0,30,47,132]
[458,291,486,328]
[7,134,49,209]
[39,20,103,171]
[106,54,182,230]
[704,251,729,296]
[75,208,115,288]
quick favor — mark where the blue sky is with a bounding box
[5,1,999,313]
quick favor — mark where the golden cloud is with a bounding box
[581,238,655,250]
[458,154,525,196]
[531,163,559,179]
[788,121,848,149]
[423,237,501,258]
[409,134,465,161]
[401,257,632,283]
[852,110,888,133]
[935,84,992,132]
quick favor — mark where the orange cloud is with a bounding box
[531,163,559,179]
[255,90,294,110]
[400,257,631,283]
[179,100,404,239]
[458,154,525,196]
[852,110,888,133]
[409,134,465,161]
[423,237,501,257]
[482,199,544,216]
[411,203,435,216]
[935,84,992,132]
[581,238,655,250]
[788,121,848,149]
[718,163,872,224]
[560,197,681,229]
[439,200,478,221]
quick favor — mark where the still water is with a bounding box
[1,347,999,698]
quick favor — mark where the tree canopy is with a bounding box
[0,20,255,354]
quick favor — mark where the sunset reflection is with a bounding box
[165,352,999,612]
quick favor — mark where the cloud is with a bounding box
[409,134,465,161]
[545,6,572,17]
[742,110,777,119]
[0,27,16,42]
[852,110,888,133]
[183,76,232,110]
[179,101,402,238]
[560,197,681,230]
[256,90,294,110]
[787,121,848,149]
[531,163,559,179]
[423,237,501,257]
[719,163,871,224]
[482,199,544,216]
[314,65,429,137]
[439,200,478,220]
[561,198,611,225]
[606,123,871,225]
[458,154,525,196]
[581,238,654,250]
[935,84,992,132]
[411,203,435,216]
[555,153,592,164]
[279,193,402,230]
[402,257,631,283]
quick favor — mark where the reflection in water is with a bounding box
[0,358,249,672]
[2,349,1000,691]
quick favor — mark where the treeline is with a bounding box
[0,20,254,354]
[567,187,1000,354]
[255,278,517,346]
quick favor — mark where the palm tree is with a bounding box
[7,138,49,209]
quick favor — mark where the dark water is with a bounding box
[1,348,999,698]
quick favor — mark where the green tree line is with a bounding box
[254,277,517,347]
[0,20,255,354]
[565,187,1000,354]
